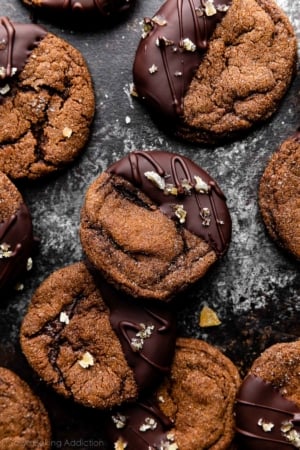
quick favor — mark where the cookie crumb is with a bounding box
[78,351,94,368]
[139,417,157,431]
[258,418,274,432]
[112,413,127,429]
[0,243,13,258]
[26,257,33,271]
[174,204,187,223]
[0,84,10,95]
[199,305,221,327]
[149,64,158,74]
[181,38,196,52]
[194,175,210,193]
[204,0,217,16]
[144,171,165,190]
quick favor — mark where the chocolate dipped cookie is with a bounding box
[133,0,297,144]
[106,337,240,450]
[0,367,51,450]
[0,171,34,291]
[80,150,231,301]
[0,17,95,180]
[21,0,135,20]
[259,128,300,259]
[235,340,300,449]
[20,262,176,409]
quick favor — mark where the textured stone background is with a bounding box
[0,0,299,448]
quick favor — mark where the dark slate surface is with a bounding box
[0,0,299,448]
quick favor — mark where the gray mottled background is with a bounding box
[0,0,299,448]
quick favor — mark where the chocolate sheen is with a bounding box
[94,275,176,391]
[235,375,300,450]
[133,0,232,123]
[108,150,231,256]
[0,203,34,290]
[105,399,175,449]
[0,17,46,81]
[32,0,133,15]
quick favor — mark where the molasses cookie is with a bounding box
[133,0,297,144]
[21,0,135,19]
[0,171,34,291]
[106,337,240,450]
[0,17,95,180]
[20,262,176,409]
[0,366,51,450]
[80,150,232,302]
[259,129,300,259]
[235,340,300,450]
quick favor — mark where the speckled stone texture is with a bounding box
[0,0,299,448]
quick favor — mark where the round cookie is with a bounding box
[80,150,231,301]
[0,366,51,450]
[0,17,95,180]
[0,171,34,291]
[20,262,176,409]
[21,0,135,19]
[235,340,300,449]
[132,0,297,144]
[259,129,300,259]
[105,337,241,450]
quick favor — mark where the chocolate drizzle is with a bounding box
[235,375,300,449]
[133,0,231,123]
[94,276,176,391]
[108,150,231,256]
[0,203,34,290]
[106,399,175,450]
[0,17,46,81]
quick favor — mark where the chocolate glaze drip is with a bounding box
[235,375,300,449]
[133,0,231,123]
[0,203,34,290]
[108,150,231,256]
[94,275,176,391]
[106,399,175,449]
[33,0,133,15]
[0,17,46,80]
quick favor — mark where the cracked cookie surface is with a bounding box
[105,338,240,450]
[259,129,300,259]
[20,262,176,408]
[80,150,231,302]
[0,21,95,180]
[133,0,297,144]
[0,367,51,450]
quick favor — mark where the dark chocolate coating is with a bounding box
[108,150,231,256]
[105,399,174,450]
[94,275,177,391]
[0,17,46,80]
[26,0,134,17]
[133,0,231,123]
[235,375,300,450]
[0,203,34,290]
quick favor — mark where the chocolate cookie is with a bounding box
[132,0,297,144]
[0,171,34,291]
[106,337,240,450]
[80,150,231,301]
[0,366,51,450]
[235,340,300,450]
[0,17,95,180]
[20,262,176,409]
[22,0,135,19]
[259,129,300,259]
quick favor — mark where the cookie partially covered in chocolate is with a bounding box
[20,262,176,409]
[0,17,95,180]
[133,0,297,144]
[0,367,51,450]
[106,338,240,450]
[259,129,300,259]
[0,171,34,292]
[235,341,300,450]
[80,150,231,302]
